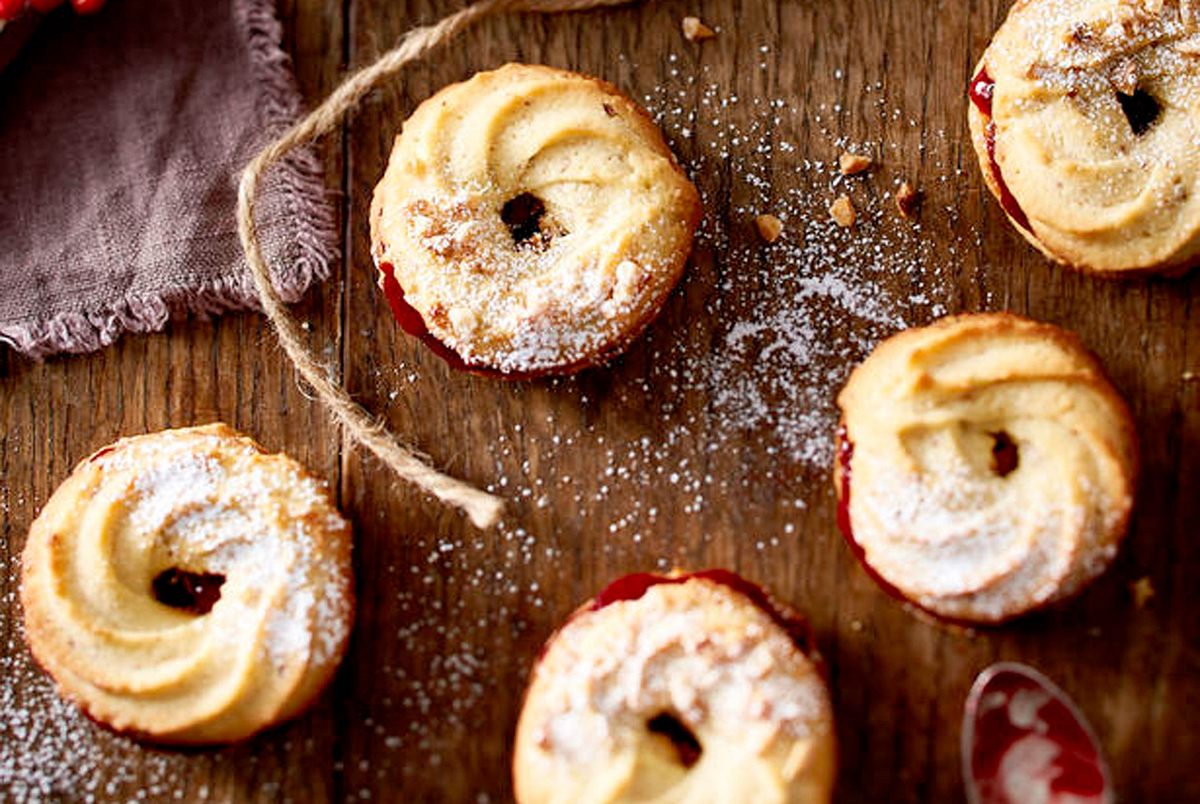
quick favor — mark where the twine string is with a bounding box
[236,0,636,528]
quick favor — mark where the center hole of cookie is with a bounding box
[1116,88,1161,136]
[152,568,226,615]
[501,192,548,247]
[646,712,702,768]
[989,431,1019,478]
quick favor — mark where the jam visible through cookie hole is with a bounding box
[646,712,702,768]
[990,431,1019,477]
[152,568,225,615]
[1116,88,1162,136]
[501,193,554,248]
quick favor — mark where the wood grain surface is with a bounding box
[2,0,1198,801]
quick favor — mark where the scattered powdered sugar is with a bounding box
[0,609,333,802]
[437,60,971,547]
[4,33,986,800]
[636,66,957,466]
[350,50,981,792]
[343,542,517,786]
[359,61,973,782]
[0,627,203,802]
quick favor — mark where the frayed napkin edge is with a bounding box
[1,0,338,361]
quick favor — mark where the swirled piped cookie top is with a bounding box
[968,0,1200,275]
[371,63,702,376]
[513,572,836,804]
[19,424,354,744]
[835,314,1137,624]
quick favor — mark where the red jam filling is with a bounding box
[591,569,815,658]
[379,263,480,373]
[378,262,539,381]
[969,67,1033,234]
[970,672,1106,803]
[88,445,116,463]
[152,568,225,616]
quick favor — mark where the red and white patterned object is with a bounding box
[963,663,1112,804]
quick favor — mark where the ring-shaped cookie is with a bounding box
[371,63,703,376]
[968,0,1200,275]
[513,570,836,803]
[20,424,354,744]
[835,313,1137,624]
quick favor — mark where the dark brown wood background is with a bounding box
[2,0,1198,801]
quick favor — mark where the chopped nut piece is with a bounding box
[1183,370,1198,382]
[1130,576,1155,608]
[1177,33,1200,56]
[829,194,856,228]
[755,213,784,243]
[681,16,716,42]
[838,152,872,176]
[1067,22,1093,45]
[895,181,921,219]
[1111,59,1138,94]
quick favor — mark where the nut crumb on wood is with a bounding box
[1183,370,1198,381]
[755,214,784,243]
[682,16,716,42]
[896,181,921,219]
[1130,576,1155,608]
[838,152,872,176]
[830,195,856,228]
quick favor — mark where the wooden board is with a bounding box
[2,0,1198,800]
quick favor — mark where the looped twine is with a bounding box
[236,0,637,528]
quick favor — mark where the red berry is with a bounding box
[70,0,103,13]
[0,0,26,21]
[28,0,65,12]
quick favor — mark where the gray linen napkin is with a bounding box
[0,0,336,359]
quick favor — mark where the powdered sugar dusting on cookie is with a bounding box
[18,425,353,746]
[977,0,1200,273]
[518,579,834,796]
[839,315,1135,622]
[372,64,702,375]
[99,428,352,668]
[129,454,224,533]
